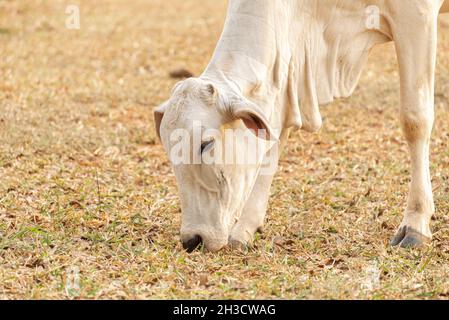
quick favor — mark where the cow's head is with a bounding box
[154,78,277,252]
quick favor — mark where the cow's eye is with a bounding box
[200,140,214,154]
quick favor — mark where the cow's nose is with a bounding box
[182,235,203,252]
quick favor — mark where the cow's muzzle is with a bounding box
[181,228,228,252]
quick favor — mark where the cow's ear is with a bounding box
[154,100,169,141]
[230,98,275,141]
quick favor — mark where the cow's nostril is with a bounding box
[182,235,203,252]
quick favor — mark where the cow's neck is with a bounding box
[201,0,392,134]
[200,0,293,136]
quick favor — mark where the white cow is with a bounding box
[155,0,449,252]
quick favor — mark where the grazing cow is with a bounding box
[155,0,449,252]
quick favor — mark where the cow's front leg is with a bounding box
[228,130,288,248]
[390,8,439,247]
[229,171,275,248]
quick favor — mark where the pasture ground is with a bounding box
[1,0,449,299]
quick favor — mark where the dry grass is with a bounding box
[0,0,449,299]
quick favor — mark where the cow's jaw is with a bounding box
[175,157,263,252]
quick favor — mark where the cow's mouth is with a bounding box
[180,227,229,253]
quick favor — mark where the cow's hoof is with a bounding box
[229,224,255,249]
[228,238,248,250]
[228,230,253,250]
[390,226,431,248]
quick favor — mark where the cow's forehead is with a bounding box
[164,96,215,127]
[160,95,223,145]
[164,77,227,125]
